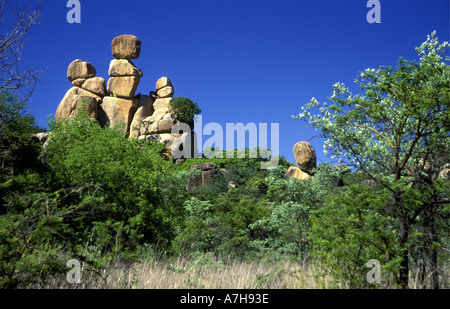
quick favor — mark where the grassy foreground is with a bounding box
[38,255,340,289]
[36,253,448,289]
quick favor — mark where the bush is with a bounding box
[309,184,402,288]
[168,97,201,128]
[43,111,185,252]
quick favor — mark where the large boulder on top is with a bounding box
[67,59,96,82]
[293,141,316,174]
[112,35,141,59]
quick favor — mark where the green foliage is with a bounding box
[249,164,336,262]
[43,112,184,250]
[2,33,448,289]
[173,190,270,261]
[293,31,450,288]
[0,92,44,182]
[168,97,201,128]
[309,184,402,288]
[0,186,100,288]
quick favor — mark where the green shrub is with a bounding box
[309,184,402,288]
[168,97,201,128]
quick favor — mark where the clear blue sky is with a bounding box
[20,0,449,165]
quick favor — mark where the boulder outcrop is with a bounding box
[55,86,101,121]
[293,141,316,174]
[286,141,317,180]
[54,34,195,159]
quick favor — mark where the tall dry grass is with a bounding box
[40,255,340,289]
[37,253,448,289]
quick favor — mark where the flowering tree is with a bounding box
[294,32,449,288]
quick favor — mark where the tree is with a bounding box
[249,164,336,262]
[294,32,449,288]
[0,92,43,181]
[0,0,42,138]
[44,111,185,251]
[168,97,201,129]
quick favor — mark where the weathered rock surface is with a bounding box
[98,96,137,132]
[153,97,172,110]
[112,34,141,59]
[129,95,155,139]
[156,77,173,91]
[107,76,140,98]
[71,96,99,119]
[32,132,49,144]
[72,78,86,87]
[145,117,176,134]
[157,86,174,98]
[293,141,316,174]
[155,77,174,98]
[67,59,96,82]
[108,59,143,77]
[82,77,107,97]
[55,87,101,121]
[285,166,312,179]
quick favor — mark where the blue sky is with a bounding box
[19,0,449,165]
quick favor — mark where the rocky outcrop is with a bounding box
[286,141,317,180]
[32,132,49,144]
[186,162,218,194]
[108,59,143,77]
[285,166,312,179]
[98,96,138,133]
[107,76,140,98]
[55,86,101,121]
[293,141,316,174]
[54,34,195,158]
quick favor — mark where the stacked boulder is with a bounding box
[55,59,106,121]
[53,34,195,158]
[99,34,143,133]
[285,141,316,179]
[137,77,179,148]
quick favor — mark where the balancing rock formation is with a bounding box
[285,141,317,179]
[55,34,193,156]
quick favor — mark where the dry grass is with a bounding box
[37,254,449,289]
[40,255,339,289]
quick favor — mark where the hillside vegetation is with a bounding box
[0,32,449,289]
